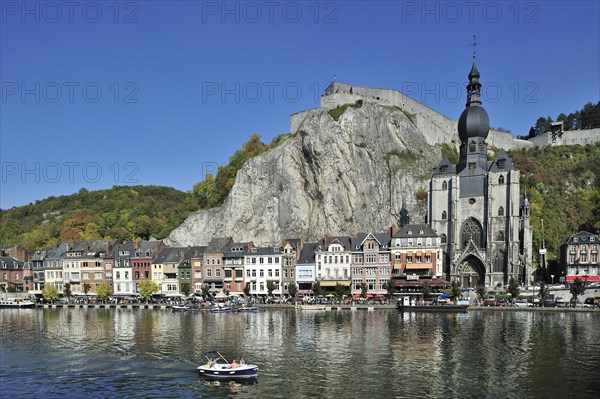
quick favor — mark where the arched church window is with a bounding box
[442,211,447,220]
[479,142,485,152]
[442,181,448,190]
[469,141,476,153]
[461,218,483,249]
[498,206,504,216]
[497,231,504,241]
[441,234,447,244]
[498,175,505,185]
[493,250,504,273]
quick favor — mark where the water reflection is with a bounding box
[1,309,599,398]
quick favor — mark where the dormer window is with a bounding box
[440,165,448,173]
[498,159,506,169]
[408,230,412,235]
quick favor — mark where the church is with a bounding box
[428,55,533,289]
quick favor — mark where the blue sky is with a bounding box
[1,0,599,209]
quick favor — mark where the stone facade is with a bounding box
[428,59,533,289]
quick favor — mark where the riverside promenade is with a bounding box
[34,303,599,312]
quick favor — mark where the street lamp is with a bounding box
[551,274,555,285]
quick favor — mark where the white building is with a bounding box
[244,246,283,297]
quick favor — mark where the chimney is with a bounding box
[180,249,185,261]
[389,226,395,237]
[134,241,140,251]
[323,234,328,247]
[247,242,254,252]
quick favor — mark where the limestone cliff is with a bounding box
[167,101,447,246]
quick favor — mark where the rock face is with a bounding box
[167,101,447,246]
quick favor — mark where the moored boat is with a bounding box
[197,351,258,380]
[210,306,233,313]
[0,299,36,309]
[171,305,189,312]
[396,302,469,312]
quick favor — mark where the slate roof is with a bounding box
[223,242,251,258]
[317,236,351,251]
[565,231,599,245]
[153,247,186,264]
[246,246,283,256]
[392,224,438,238]
[0,256,24,269]
[297,242,318,264]
[488,149,514,172]
[432,156,457,176]
[206,237,234,254]
[350,232,391,250]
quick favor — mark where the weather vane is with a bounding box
[471,35,480,58]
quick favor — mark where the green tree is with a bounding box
[421,281,432,300]
[96,282,111,303]
[476,285,487,302]
[334,283,347,300]
[538,282,550,305]
[243,283,251,296]
[138,279,158,303]
[569,278,586,307]
[385,280,395,297]
[201,283,211,299]
[180,283,191,297]
[507,277,520,304]
[42,284,59,302]
[312,281,321,297]
[360,283,368,298]
[63,283,72,302]
[266,281,276,297]
[287,282,297,298]
[82,283,91,303]
[451,281,461,301]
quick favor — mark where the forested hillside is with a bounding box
[0,186,198,251]
[509,142,600,266]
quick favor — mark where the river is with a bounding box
[1,308,599,398]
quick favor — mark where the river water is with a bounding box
[1,308,599,398]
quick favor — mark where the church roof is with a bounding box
[432,156,457,176]
[488,149,514,172]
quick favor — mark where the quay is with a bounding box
[32,303,599,312]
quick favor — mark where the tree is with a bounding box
[451,281,461,301]
[360,283,368,298]
[180,283,191,297]
[201,283,211,299]
[421,281,432,300]
[138,279,158,303]
[507,277,520,304]
[243,283,251,296]
[385,280,395,297]
[334,283,347,300]
[266,281,276,297]
[42,284,59,302]
[476,285,486,302]
[569,278,586,307]
[96,282,111,303]
[312,281,321,297]
[63,283,72,302]
[288,282,297,298]
[83,283,91,303]
[538,282,550,305]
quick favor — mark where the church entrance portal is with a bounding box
[458,257,485,288]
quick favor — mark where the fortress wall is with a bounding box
[527,128,600,148]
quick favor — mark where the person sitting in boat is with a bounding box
[239,358,245,365]
[231,359,239,369]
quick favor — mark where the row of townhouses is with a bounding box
[1,229,598,297]
[0,223,446,297]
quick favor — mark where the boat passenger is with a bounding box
[231,359,239,369]
[240,358,245,365]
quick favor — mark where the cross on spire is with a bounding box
[471,35,480,58]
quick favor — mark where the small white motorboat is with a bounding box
[197,351,258,380]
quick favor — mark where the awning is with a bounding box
[566,275,600,282]
[352,294,362,299]
[366,294,374,298]
[319,281,351,287]
[405,264,432,270]
[375,294,385,298]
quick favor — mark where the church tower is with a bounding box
[428,51,532,288]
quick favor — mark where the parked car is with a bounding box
[483,298,503,307]
[542,300,558,307]
[583,297,596,308]
[555,297,566,307]
[514,299,530,308]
